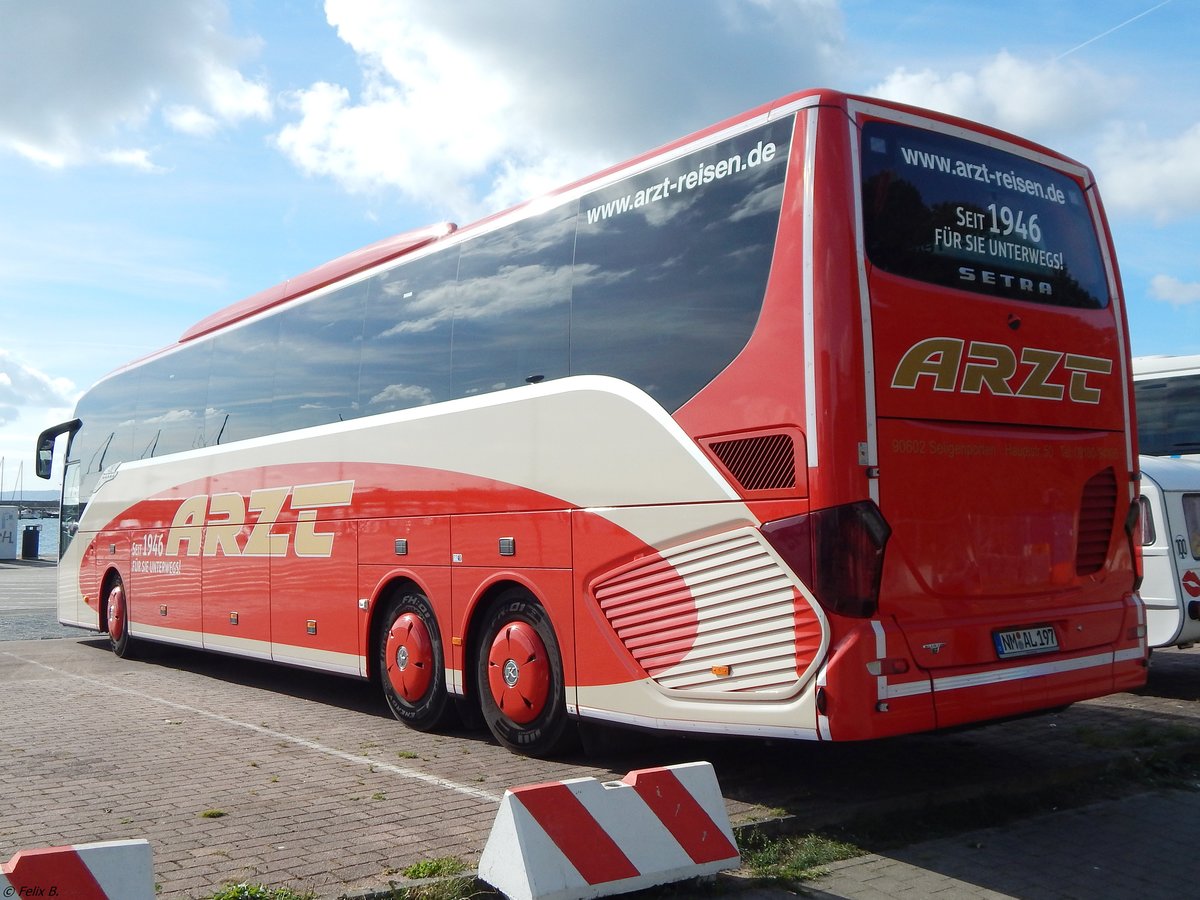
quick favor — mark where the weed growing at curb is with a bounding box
[389,878,485,899]
[401,857,468,879]
[739,830,861,884]
[208,883,315,900]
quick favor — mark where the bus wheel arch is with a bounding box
[102,570,135,658]
[470,582,575,758]
[374,580,452,732]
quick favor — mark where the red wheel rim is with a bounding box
[487,621,550,724]
[107,585,125,642]
[385,612,434,702]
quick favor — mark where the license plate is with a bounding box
[993,625,1058,659]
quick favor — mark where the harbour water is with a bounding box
[19,516,60,560]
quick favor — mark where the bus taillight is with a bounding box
[761,501,892,618]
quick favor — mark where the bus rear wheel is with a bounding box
[379,590,451,732]
[106,577,135,659]
[476,589,574,758]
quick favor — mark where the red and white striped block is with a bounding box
[1,839,154,900]
[478,760,740,900]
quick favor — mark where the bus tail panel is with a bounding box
[876,418,1134,663]
[928,592,1145,729]
[819,597,1143,740]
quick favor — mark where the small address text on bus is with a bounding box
[898,145,1068,206]
[584,140,778,225]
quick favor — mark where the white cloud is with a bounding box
[0,351,75,427]
[1094,122,1200,223]
[165,106,222,138]
[0,0,270,169]
[276,0,844,218]
[1150,274,1200,307]
[870,51,1125,142]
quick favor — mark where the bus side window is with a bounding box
[1184,494,1200,559]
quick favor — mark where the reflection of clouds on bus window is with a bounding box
[640,193,696,228]
[369,383,435,407]
[455,263,573,319]
[141,408,198,426]
[731,182,786,222]
[567,261,626,291]
[378,281,457,337]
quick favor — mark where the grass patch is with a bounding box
[208,884,315,900]
[386,877,484,899]
[739,831,861,883]
[402,857,469,880]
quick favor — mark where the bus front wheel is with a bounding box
[379,590,451,732]
[476,589,574,758]
[106,577,135,659]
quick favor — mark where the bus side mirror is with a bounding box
[34,419,81,480]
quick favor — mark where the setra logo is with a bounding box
[151,480,355,560]
[891,337,1112,404]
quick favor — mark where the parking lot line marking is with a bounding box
[2,649,503,805]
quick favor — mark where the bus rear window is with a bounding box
[860,120,1109,309]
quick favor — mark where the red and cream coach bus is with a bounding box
[37,88,1146,756]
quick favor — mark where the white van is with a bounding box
[1133,354,1200,461]
[1137,455,1200,649]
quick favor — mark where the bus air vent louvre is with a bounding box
[703,432,797,492]
[1076,467,1118,576]
[591,528,823,697]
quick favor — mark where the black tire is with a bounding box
[475,588,575,758]
[105,576,136,659]
[378,589,451,732]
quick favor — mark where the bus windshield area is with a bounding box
[860,120,1110,310]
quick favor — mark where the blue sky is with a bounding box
[2,0,1198,492]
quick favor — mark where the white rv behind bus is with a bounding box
[1134,356,1200,648]
[1137,456,1200,648]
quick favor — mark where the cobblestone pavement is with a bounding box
[802,788,1200,899]
[0,559,78,640]
[3,560,1200,898]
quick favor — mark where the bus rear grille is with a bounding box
[593,529,822,695]
[707,433,796,491]
[1076,467,1117,576]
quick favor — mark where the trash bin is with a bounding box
[22,524,41,560]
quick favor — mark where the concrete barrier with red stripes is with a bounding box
[1,839,154,900]
[478,760,740,899]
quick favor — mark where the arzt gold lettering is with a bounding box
[245,487,291,557]
[891,338,1111,404]
[891,337,964,391]
[960,342,1016,395]
[203,492,245,557]
[162,480,355,561]
[166,494,207,557]
[292,481,354,558]
[1016,348,1065,400]
[1065,354,1112,404]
